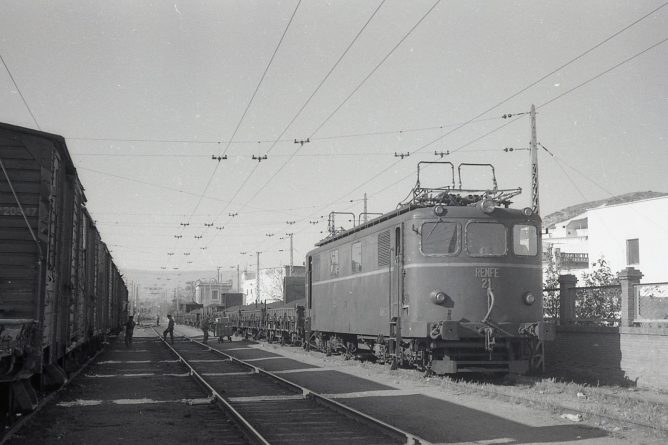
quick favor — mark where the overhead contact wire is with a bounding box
[292,16,668,235]
[0,53,40,130]
[240,0,440,218]
[239,0,387,208]
[173,0,303,264]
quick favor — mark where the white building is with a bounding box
[543,216,590,273]
[195,279,233,307]
[587,197,668,282]
[543,195,668,282]
[241,266,306,305]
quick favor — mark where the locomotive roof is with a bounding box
[315,200,538,248]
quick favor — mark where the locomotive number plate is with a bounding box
[474,267,499,278]
[475,267,499,289]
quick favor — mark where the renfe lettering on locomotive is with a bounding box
[474,267,499,278]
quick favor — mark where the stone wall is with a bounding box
[545,267,668,389]
[619,326,668,389]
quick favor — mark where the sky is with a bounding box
[1,1,666,286]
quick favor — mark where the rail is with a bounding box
[163,329,430,445]
[150,327,271,445]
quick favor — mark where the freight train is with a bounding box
[0,123,128,419]
[226,161,554,375]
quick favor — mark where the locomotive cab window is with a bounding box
[513,224,538,256]
[467,222,506,256]
[351,241,362,273]
[420,221,459,255]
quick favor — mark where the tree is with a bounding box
[259,268,285,303]
[542,245,561,320]
[576,257,620,325]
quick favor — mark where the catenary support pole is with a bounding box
[530,104,539,214]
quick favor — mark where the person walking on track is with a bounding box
[124,315,136,348]
[163,314,175,344]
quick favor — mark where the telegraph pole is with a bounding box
[530,104,539,214]
[286,233,294,276]
[174,288,178,318]
[256,251,261,303]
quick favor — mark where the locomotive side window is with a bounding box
[420,221,459,255]
[351,241,362,273]
[330,249,339,277]
[467,222,506,256]
[513,224,538,256]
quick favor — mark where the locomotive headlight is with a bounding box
[433,205,447,217]
[522,292,536,305]
[430,290,447,305]
[522,207,534,217]
[478,198,495,214]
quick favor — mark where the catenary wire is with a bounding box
[287,32,668,241]
[263,0,386,157]
[236,0,441,219]
[153,2,663,268]
[0,52,40,130]
[226,0,665,243]
[167,0,303,266]
[184,0,438,262]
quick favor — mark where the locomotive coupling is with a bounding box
[518,321,556,341]
[429,321,460,340]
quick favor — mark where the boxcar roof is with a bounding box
[0,122,76,175]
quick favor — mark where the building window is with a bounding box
[351,241,362,273]
[212,290,220,300]
[626,239,639,265]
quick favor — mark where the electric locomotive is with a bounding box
[305,161,554,374]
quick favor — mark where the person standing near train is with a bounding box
[200,316,209,343]
[124,315,136,348]
[163,314,174,344]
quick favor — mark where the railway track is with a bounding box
[217,332,668,440]
[155,328,428,445]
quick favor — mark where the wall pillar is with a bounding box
[558,274,577,325]
[619,267,643,327]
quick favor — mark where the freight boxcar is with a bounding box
[0,123,128,419]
